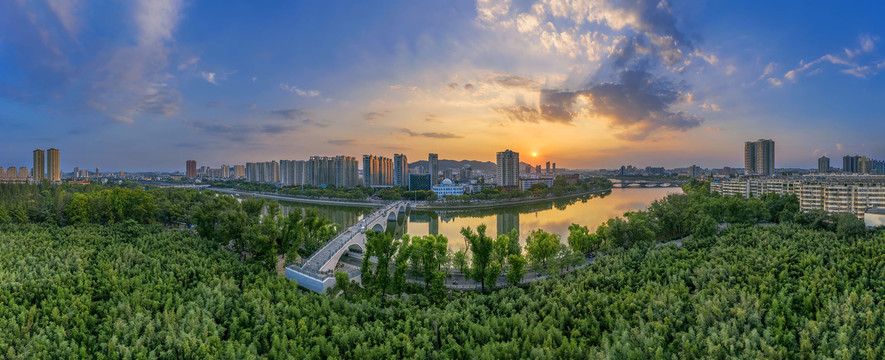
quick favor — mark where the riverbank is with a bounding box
[210,187,386,207]
[208,186,615,210]
[414,187,612,210]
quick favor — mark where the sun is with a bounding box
[532,152,537,157]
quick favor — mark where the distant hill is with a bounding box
[409,159,550,174]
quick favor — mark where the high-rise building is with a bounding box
[843,155,861,173]
[307,156,358,187]
[220,165,230,179]
[536,165,541,174]
[280,160,306,185]
[6,167,16,179]
[496,149,520,189]
[552,163,556,174]
[362,155,393,186]
[689,165,701,178]
[859,156,872,174]
[186,160,197,179]
[47,148,60,181]
[73,167,79,179]
[393,154,408,186]
[95,167,100,178]
[818,156,830,173]
[428,153,439,186]
[233,165,245,179]
[32,149,45,181]
[546,161,551,174]
[0,167,4,179]
[459,165,473,182]
[19,167,29,179]
[744,139,774,176]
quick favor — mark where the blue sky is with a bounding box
[1,0,883,172]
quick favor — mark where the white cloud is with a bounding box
[178,56,200,70]
[767,78,783,87]
[700,103,721,111]
[759,62,777,80]
[725,64,737,76]
[46,0,81,40]
[201,71,217,84]
[280,82,320,97]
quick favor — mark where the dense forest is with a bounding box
[1,181,884,358]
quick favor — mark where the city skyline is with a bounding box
[2,1,885,171]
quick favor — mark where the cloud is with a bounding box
[184,116,303,142]
[836,143,843,151]
[201,71,217,84]
[280,82,320,97]
[759,62,778,80]
[725,64,737,76]
[363,110,391,122]
[767,78,783,87]
[46,0,81,40]
[498,69,702,140]
[328,139,355,146]
[784,35,882,82]
[178,56,199,70]
[397,128,463,139]
[700,103,721,112]
[489,74,539,88]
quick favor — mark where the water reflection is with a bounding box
[277,188,682,252]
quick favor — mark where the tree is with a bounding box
[485,261,502,290]
[505,254,526,286]
[460,224,494,292]
[361,230,400,295]
[452,250,468,274]
[525,229,560,271]
[567,223,601,254]
[834,212,865,239]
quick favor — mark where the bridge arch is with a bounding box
[387,211,397,222]
[372,223,385,233]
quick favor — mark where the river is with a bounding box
[272,187,683,252]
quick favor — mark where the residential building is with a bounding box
[186,160,197,179]
[459,165,473,182]
[47,148,60,181]
[32,149,45,181]
[546,161,551,174]
[308,156,358,187]
[428,153,439,186]
[496,149,520,189]
[859,156,872,174]
[19,167,28,179]
[818,156,830,173]
[843,155,861,173]
[689,165,701,178]
[711,174,885,218]
[233,165,245,179]
[6,167,17,179]
[280,160,306,185]
[362,155,393,186]
[520,178,554,191]
[393,154,408,186]
[744,139,775,175]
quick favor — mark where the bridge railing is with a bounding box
[299,201,406,272]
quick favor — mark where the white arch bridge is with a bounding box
[286,201,412,293]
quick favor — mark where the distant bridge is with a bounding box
[609,179,688,188]
[286,201,412,293]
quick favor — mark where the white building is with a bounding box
[520,178,554,191]
[431,179,465,198]
[711,174,885,217]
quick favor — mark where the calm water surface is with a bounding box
[277,187,683,252]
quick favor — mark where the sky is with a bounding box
[1,0,884,172]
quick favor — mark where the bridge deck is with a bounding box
[298,201,407,274]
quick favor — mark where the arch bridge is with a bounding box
[286,201,411,293]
